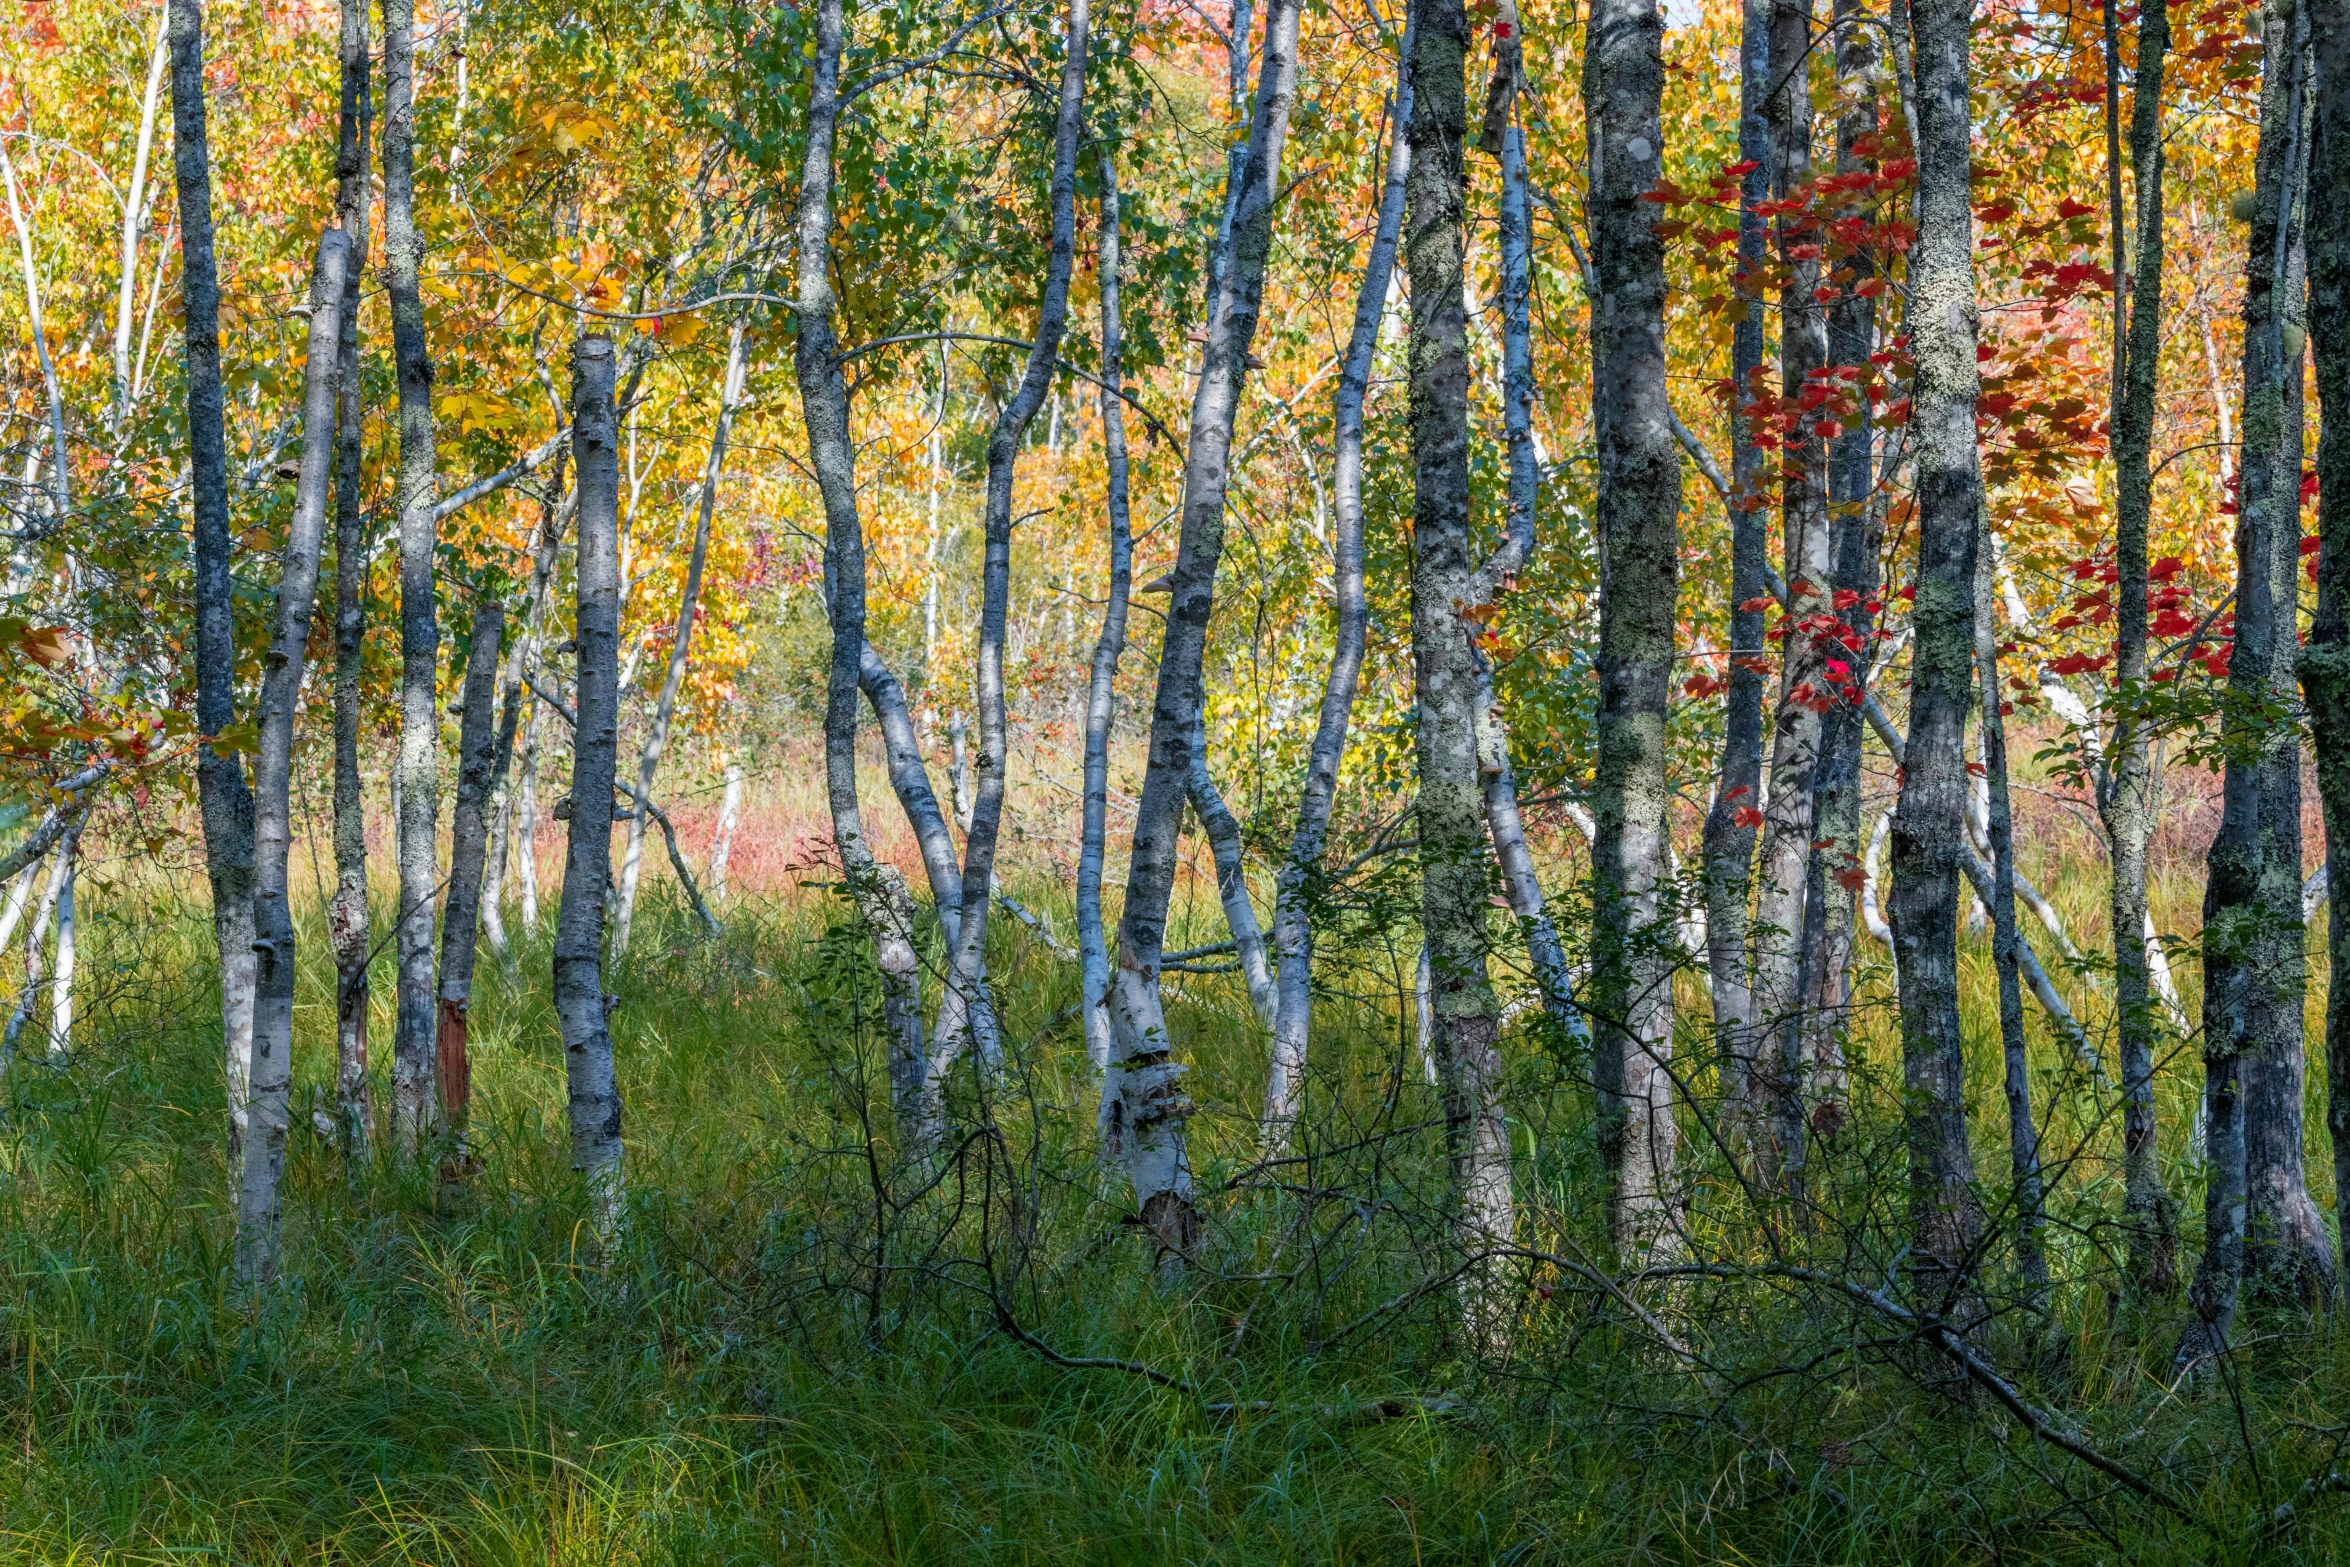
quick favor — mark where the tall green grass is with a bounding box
[0,804,2344,1564]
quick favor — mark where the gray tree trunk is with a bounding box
[794,0,927,1128]
[1082,150,1137,1090]
[328,0,375,1160]
[2183,9,2315,1370]
[920,0,1090,1134]
[614,321,749,956]
[1974,511,2047,1295]
[1585,0,1681,1261]
[1889,0,1988,1312]
[1107,0,1302,1261]
[168,0,260,1200]
[556,336,626,1239]
[2302,0,2350,1289]
[1409,0,1515,1295]
[1700,0,1774,1123]
[1749,0,1831,1187]
[1265,18,1413,1137]
[243,229,349,1282]
[2104,0,2179,1296]
[384,0,445,1154]
[434,600,507,1151]
[1794,0,1883,1127]
[1185,722,1274,1028]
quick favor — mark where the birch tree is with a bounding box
[614,321,748,955]
[385,0,446,1152]
[168,0,260,1193]
[243,228,348,1281]
[921,0,1090,1135]
[434,601,508,1153]
[556,335,626,1238]
[1888,0,1986,1307]
[1079,150,1136,1089]
[1105,0,1302,1259]
[1264,15,1412,1139]
[2104,0,2178,1295]
[328,0,375,1157]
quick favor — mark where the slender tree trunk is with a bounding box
[0,128,69,523]
[2303,0,2350,1289]
[1889,0,1987,1313]
[1266,21,1413,1137]
[1974,512,2048,1294]
[434,601,506,1152]
[2183,9,2311,1370]
[384,0,444,1154]
[1107,0,1303,1260]
[2244,232,2330,1301]
[614,322,749,955]
[1585,0,1681,1262]
[2105,0,2179,1296]
[795,0,927,1128]
[1794,0,1882,1125]
[1702,0,1774,1124]
[113,7,169,436]
[1749,0,1831,1188]
[243,229,350,1282]
[1081,150,1137,1090]
[5,825,75,1060]
[1185,722,1275,1027]
[169,0,261,1202]
[44,835,74,1064]
[328,0,376,1160]
[556,336,626,1239]
[921,0,1090,1137]
[708,761,742,903]
[1410,0,1515,1290]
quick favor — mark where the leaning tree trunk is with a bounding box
[920,0,1090,1133]
[433,600,507,1154]
[1889,0,1987,1315]
[2243,222,2331,1304]
[168,0,259,1201]
[1794,0,1882,1128]
[243,229,349,1281]
[1080,149,1137,1090]
[708,761,743,902]
[2104,0,2178,1296]
[614,322,749,956]
[384,0,444,1154]
[1585,0,1681,1262]
[1106,0,1303,1261]
[1702,0,1774,1129]
[2182,9,2312,1371]
[795,0,926,1127]
[1265,15,1413,1138]
[556,337,626,1240]
[328,0,375,1159]
[2305,0,2350,1287]
[1749,0,1830,1189]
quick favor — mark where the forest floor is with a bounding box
[3,790,2349,1565]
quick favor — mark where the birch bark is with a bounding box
[328,0,376,1158]
[1107,0,1302,1260]
[613,322,749,956]
[2104,0,2179,1294]
[385,0,446,1153]
[1265,18,1412,1137]
[1081,151,1137,1088]
[556,336,626,1239]
[921,0,1090,1136]
[169,0,261,1200]
[243,229,349,1282]
[434,601,507,1149]
[1889,0,1987,1309]
[1586,0,1681,1260]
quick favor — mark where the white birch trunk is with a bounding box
[707,761,743,904]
